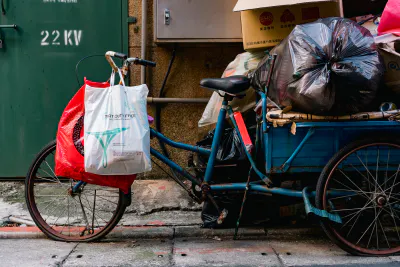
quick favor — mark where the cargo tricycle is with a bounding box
[25,52,400,256]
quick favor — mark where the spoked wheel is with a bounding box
[25,140,127,242]
[316,137,400,256]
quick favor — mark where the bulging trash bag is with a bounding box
[251,17,385,115]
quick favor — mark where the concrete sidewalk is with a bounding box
[1,228,400,267]
[1,181,400,266]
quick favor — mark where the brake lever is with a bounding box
[126,57,139,65]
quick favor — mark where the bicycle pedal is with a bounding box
[217,209,228,225]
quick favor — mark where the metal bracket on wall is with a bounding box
[0,25,18,49]
[126,17,137,24]
[0,24,17,29]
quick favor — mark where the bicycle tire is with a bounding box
[316,136,400,256]
[25,140,127,242]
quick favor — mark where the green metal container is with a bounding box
[0,0,128,177]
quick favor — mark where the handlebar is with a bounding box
[127,57,157,67]
[105,51,156,72]
[105,51,128,60]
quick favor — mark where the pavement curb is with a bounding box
[0,225,325,240]
[0,230,45,239]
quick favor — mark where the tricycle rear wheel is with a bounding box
[316,137,400,256]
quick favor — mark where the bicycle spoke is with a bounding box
[334,173,370,200]
[43,160,62,185]
[67,195,70,236]
[387,168,400,201]
[375,147,380,196]
[373,154,379,250]
[386,205,400,240]
[37,169,62,185]
[35,195,69,197]
[332,206,374,212]
[82,194,116,218]
[383,206,400,221]
[44,200,64,222]
[349,163,375,192]
[79,188,119,192]
[35,175,61,184]
[346,209,364,238]
[84,193,119,206]
[72,197,109,225]
[388,198,400,206]
[386,180,400,196]
[341,198,375,229]
[385,148,390,191]
[367,222,376,249]
[37,198,63,205]
[38,197,60,216]
[365,150,372,193]
[330,188,373,194]
[389,195,400,203]
[356,209,383,245]
[374,204,379,250]
[53,199,69,226]
[329,194,362,201]
[381,165,400,190]
[378,217,391,249]
[356,153,385,193]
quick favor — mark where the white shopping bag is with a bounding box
[84,70,152,175]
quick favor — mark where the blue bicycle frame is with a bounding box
[147,93,319,202]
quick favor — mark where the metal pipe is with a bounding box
[141,0,147,84]
[156,48,176,162]
[147,97,209,104]
[8,216,36,226]
[338,0,344,17]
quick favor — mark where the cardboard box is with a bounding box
[234,0,341,51]
[378,40,400,95]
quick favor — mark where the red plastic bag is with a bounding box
[55,79,136,193]
[378,0,400,36]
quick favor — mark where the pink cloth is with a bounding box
[378,0,400,36]
[147,115,154,124]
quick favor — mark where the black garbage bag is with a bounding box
[189,127,251,186]
[251,17,385,115]
[197,127,246,162]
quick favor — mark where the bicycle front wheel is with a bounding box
[25,140,127,242]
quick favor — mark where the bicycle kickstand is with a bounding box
[234,167,253,240]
